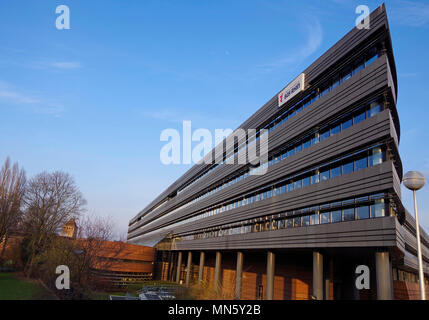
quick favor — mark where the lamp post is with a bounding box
[403,171,426,300]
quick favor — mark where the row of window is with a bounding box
[392,268,429,284]
[173,47,380,198]
[130,97,383,232]
[176,194,388,241]
[129,144,387,239]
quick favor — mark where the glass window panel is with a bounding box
[303,139,311,149]
[320,169,330,181]
[369,147,383,166]
[353,110,366,124]
[332,210,341,223]
[355,157,368,171]
[311,172,320,184]
[331,166,341,179]
[342,118,353,130]
[341,67,352,82]
[366,53,378,66]
[303,176,311,187]
[311,133,319,145]
[295,144,302,153]
[321,212,330,224]
[293,217,301,227]
[356,206,370,220]
[320,129,330,142]
[286,219,293,228]
[288,148,295,157]
[368,102,381,118]
[287,182,294,192]
[302,215,310,226]
[371,199,385,218]
[303,98,311,108]
[310,214,320,225]
[342,161,354,175]
[294,179,302,190]
[343,208,355,221]
[296,106,303,113]
[353,58,365,74]
[331,124,341,135]
[332,75,340,90]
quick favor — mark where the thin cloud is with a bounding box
[0,81,65,117]
[390,0,429,27]
[257,18,323,72]
[30,61,82,70]
[50,61,82,69]
[0,81,40,104]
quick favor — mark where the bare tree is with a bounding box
[22,171,86,276]
[0,157,26,261]
[75,214,127,291]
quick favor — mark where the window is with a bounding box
[331,124,341,135]
[342,161,354,175]
[310,213,320,225]
[288,148,295,157]
[343,208,355,221]
[369,147,383,166]
[356,205,370,220]
[303,138,311,149]
[368,102,381,118]
[342,117,353,130]
[320,129,330,142]
[320,169,330,181]
[287,182,294,192]
[371,199,385,217]
[294,179,302,190]
[295,143,302,153]
[353,109,366,125]
[353,57,365,74]
[320,212,330,224]
[332,210,341,223]
[302,215,310,226]
[355,156,368,171]
[366,49,378,66]
[311,133,319,145]
[332,74,340,90]
[319,83,330,97]
[331,166,341,179]
[303,176,311,187]
[311,171,320,184]
[293,217,301,227]
[341,66,352,82]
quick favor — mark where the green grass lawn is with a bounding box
[0,273,56,300]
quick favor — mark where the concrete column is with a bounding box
[167,251,173,281]
[171,252,177,281]
[266,251,275,300]
[313,251,323,300]
[176,251,182,284]
[375,251,393,300]
[214,251,222,291]
[235,251,244,300]
[198,251,205,285]
[185,251,193,287]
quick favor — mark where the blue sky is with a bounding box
[1,0,429,237]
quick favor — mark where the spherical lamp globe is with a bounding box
[403,171,426,191]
